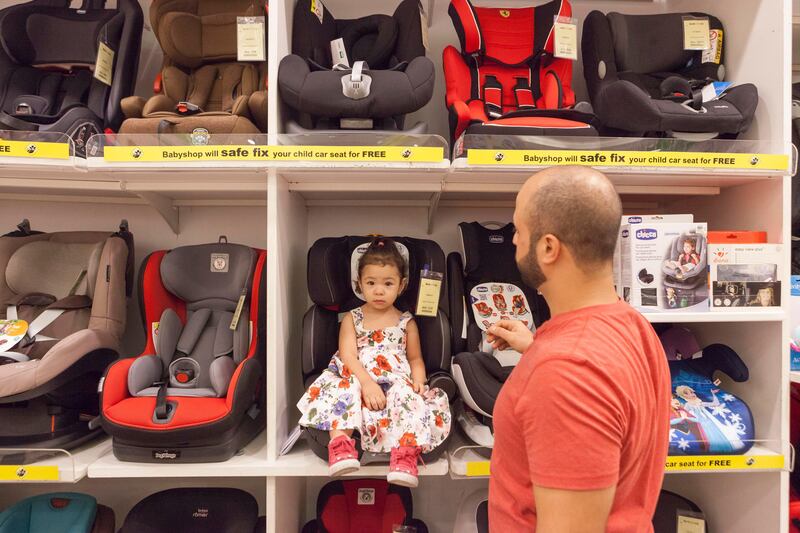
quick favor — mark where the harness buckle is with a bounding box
[176,101,202,116]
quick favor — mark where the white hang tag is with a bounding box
[230,290,247,330]
[683,16,710,50]
[310,0,324,23]
[0,319,28,353]
[416,269,443,317]
[94,42,115,86]
[677,513,706,533]
[701,29,723,64]
[237,16,266,62]
[330,37,350,68]
[420,7,430,50]
[553,16,578,60]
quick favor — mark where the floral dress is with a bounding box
[297,307,451,453]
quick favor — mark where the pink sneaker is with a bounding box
[387,446,421,487]
[328,435,360,477]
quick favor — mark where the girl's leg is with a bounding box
[330,429,354,440]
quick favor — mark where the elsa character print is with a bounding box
[675,385,745,453]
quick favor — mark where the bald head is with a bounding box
[517,166,622,268]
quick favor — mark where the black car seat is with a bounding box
[301,236,456,463]
[582,11,758,138]
[279,0,435,133]
[449,222,549,449]
[0,220,133,452]
[119,488,264,533]
[0,0,143,155]
[101,240,267,463]
[119,0,268,135]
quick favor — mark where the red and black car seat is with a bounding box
[443,0,598,155]
[301,236,456,463]
[301,479,428,533]
[100,240,266,463]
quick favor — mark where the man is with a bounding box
[487,166,671,532]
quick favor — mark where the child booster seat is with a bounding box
[100,240,267,463]
[0,493,114,533]
[452,489,488,533]
[660,326,754,455]
[302,479,428,533]
[119,0,268,135]
[278,0,435,133]
[0,220,133,452]
[0,0,143,155]
[582,11,758,138]
[449,222,549,449]
[662,232,708,309]
[443,0,598,155]
[653,491,705,533]
[301,236,456,463]
[119,487,264,533]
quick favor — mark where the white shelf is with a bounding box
[642,310,786,323]
[791,371,800,384]
[0,438,112,484]
[272,440,448,477]
[87,431,268,479]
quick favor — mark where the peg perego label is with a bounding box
[636,229,658,240]
[152,450,181,460]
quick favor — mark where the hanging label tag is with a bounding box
[330,38,349,67]
[420,8,430,50]
[677,513,706,533]
[310,0,324,23]
[683,17,710,50]
[0,319,28,353]
[416,269,443,317]
[94,42,115,86]
[230,290,246,330]
[702,29,723,64]
[553,16,578,60]
[237,16,266,61]
[151,321,160,343]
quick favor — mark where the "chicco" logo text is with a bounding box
[636,228,658,240]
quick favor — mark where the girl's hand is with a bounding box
[362,381,386,411]
[412,381,427,394]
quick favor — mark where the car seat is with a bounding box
[659,326,754,455]
[0,220,133,452]
[582,11,758,138]
[448,222,549,449]
[452,489,488,533]
[100,239,266,463]
[662,232,707,309]
[119,487,264,533]
[0,492,114,533]
[0,0,143,155]
[302,479,428,533]
[443,0,598,156]
[118,0,268,135]
[278,0,434,134]
[301,236,455,463]
[653,491,705,533]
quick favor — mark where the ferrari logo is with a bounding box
[500,9,510,17]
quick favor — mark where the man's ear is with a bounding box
[538,234,561,266]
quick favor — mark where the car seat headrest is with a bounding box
[341,15,398,69]
[0,4,116,66]
[6,240,104,300]
[153,0,262,69]
[307,236,445,313]
[607,12,721,74]
[161,243,256,309]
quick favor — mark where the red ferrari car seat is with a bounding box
[443,0,598,156]
[100,239,266,463]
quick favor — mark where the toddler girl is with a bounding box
[297,238,451,487]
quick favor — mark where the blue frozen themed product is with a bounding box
[660,326,755,455]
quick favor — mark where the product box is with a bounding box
[623,222,708,312]
[709,243,784,309]
[791,276,800,371]
[616,215,694,302]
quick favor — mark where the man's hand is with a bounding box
[487,320,534,353]
[362,381,386,411]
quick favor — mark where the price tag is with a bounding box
[415,269,443,317]
[683,17,710,50]
[677,513,706,533]
[310,0,324,23]
[702,29,723,64]
[94,42,115,86]
[553,16,578,60]
[420,7,430,50]
[237,16,266,61]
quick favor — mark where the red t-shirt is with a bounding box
[489,301,670,532]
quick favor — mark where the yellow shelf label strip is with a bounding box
[104,145,444,163]
[467,149,789,171]
[0,465,60,481]
[0,140,70,160]
[465,461,491,477]
[665,454,784,471]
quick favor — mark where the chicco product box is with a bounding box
[617,215,694,302]
[709,243,783,309]
[623,222,708,312]
[791,276,800,371]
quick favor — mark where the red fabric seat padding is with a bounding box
[104,397,230,430]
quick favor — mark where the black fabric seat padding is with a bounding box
[453,352,507,415]
[340,15,398,68]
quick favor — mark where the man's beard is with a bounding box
[518,242,547,289]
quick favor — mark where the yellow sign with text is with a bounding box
[465,461,491,477]
[0,465,59,481]
[104,145,444,163]
[665,454,784,472]
[467,149,790,172]
[0,140,69,159]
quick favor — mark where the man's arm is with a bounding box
[533,485,616,533]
